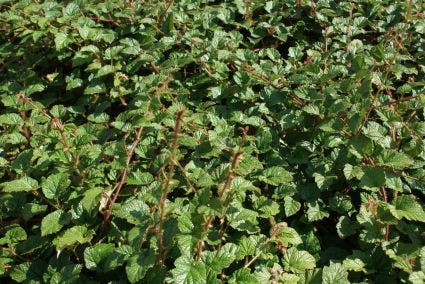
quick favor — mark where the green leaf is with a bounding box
[393,195,425,222]
[229,268,259,284]
[279,273,301,284]
[113,198,150,225]
[126,170,154,185]
[125,249,156,283]
[409,271,425,284]
[42,173,70,199]
[0,225,27,244]
[298,269,323,284]
[170,256,207,284]
[1,176,38,192]
[376,202,399,224]
[15,236,48,255]
[1,1,424,282]
[63,3,80,17]
[322,262,350,284]
[336,216,358,239]
[84,243,115,271]
[303,104,322,117]
[259,166,293,186]
[0,257,13,276]
[282,248,316,274]
[235,155,263,176]
[252,196,280,217]
[329,194,353,214]
[161,12,174,34]
[25,83,45,95]
[66,76,83,90]
[376,150,414,169]
[347,39,363,55]
[96,65,115,77]
[359,167,386,190]
[276,227,303,246]
[22,203,47,221]
[306,201,329,221]
[313,173,337,190]
[343,164,363,180]
[284,196,301,217]
[54,33,69,50]
[362,122,392,148]
[50,264,81,284]
[227,202,259,233]
[342,251,368,273]
[9,260,46,283]
[87,112,110,123]
[84,83,106,95]
[385,243,421,273]
[0,132,27,145]
[53,226,95,250]
[81,187,104,212]
[41,210,71,236]
[202,243,238,273]
[236,235,267,259]
[0,113,23,125]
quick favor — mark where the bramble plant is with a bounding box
[1,0,424,283]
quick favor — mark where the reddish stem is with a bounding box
[156,110,184,264]
[102,126,144,226]
[379,187,390,241]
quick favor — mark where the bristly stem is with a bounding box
[380,186,390,241]
[365,156,390,242]
[217,150,243,202]
[195,215,215,259]
[355,81,384,135]
[244,0,251,21]
[156,109,184,265]
[17,94,51,119]
[102,126,144,226]
[157,0,174,23]
[19,111,31,142]
[219,126,248,206]
[196,127,248,257]
[17,94,71,149]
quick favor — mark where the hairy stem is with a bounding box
[380,186,390,242]
[218,150,243,203]
[102,126,144,226]
[195,215,215,259]
[18,94,71,149]
[158,0,174,23]
[196,127,248,256]
[156,109,184,264]
[366,156,390,242]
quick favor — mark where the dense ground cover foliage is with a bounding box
[1,0,425,283]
